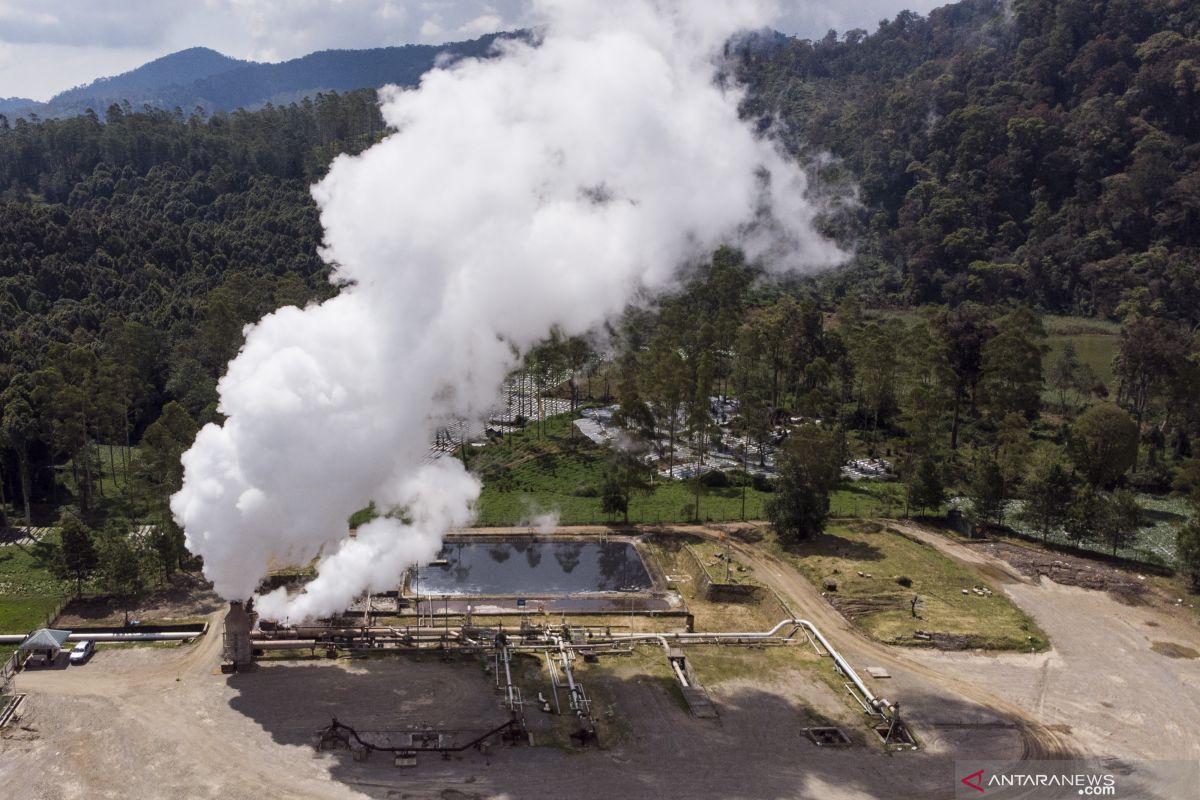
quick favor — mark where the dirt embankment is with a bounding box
[55,572,223,628]
[975,540,1148,602]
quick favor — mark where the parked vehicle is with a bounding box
[68,640,95,664]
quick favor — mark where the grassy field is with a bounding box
[1041,314,1121,336]
[641,536,775,632]
[780,523,1048,651]
[472,411,775,525]
[476,481,775,526]
[1043,333,1118,392]
[0,531,67,657]
[0,595,63,632]
[0,530,64,597]
[687,540,761,586]
[830,481,914,517]
[472,411,913,526]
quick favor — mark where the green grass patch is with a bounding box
[641,537,776,632]
[471,411,775,525]
[1043,333,1118,391]
[830,482,912,518]
[0,595,64,632]
[473,411,902,525]
[781,524,1048,651]
[0,530,64,596]
[1041,314,1121,336]
[687,540,759,586]
[0,528,69,643]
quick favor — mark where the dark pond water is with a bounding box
[412,540,652,596]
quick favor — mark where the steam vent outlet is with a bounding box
[223,600,255,668]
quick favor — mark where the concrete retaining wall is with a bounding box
[681,545,762,603]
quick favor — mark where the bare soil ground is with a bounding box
[889,522,1200,765]
[975,539,1149,601]
[55,572,223,627]
[3,523,1199,799]
[2,630,1019,800]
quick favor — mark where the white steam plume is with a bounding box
[520,508,561,535]
[171,0,845,621]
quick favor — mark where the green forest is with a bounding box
[739,0,1200,323]
[1,0,1199,605]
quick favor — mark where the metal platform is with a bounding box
[680,685,719,719]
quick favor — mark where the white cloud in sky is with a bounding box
[0,0,191,47]
[0,0,951,101]
[775,0,945,39]
[455,13,506,38]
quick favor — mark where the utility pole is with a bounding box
[414,565,420,628]
[741,441,748,521]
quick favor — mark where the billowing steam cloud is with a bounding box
[171,0,845,621]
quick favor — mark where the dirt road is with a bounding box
[714,528,1073,761]
[886,522,1200,763]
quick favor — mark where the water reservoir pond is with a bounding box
[413,540,652,596]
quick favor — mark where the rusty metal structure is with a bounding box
[240,613,910,755]
[222,601,256,670]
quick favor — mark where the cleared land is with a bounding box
[905,547,1200,765]
[779,522,1048,651]
[471,411,908,525]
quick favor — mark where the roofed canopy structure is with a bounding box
[18,628,72,657]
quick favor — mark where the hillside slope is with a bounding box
[740,0,1200,323]
[7,33,512,119]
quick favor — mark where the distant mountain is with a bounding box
[52,47,249,107]
[4,33,514,120]
[0,97,36,114]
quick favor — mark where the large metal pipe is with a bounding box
[500,646,519,710]
[0,632,201,644]
[254,640,321,650]
[671,658,690,688]
[604,619,891,714]
[69,632,201,642]
[244,615,890,716]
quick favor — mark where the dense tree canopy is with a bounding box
[0,92,382,523]
[738,0,1200,323]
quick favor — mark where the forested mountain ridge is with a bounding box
[0,1,1198,583]
[0,97,36,114]
[739,0,1200,324]
[40,48,251,115]
[6,33,509,120]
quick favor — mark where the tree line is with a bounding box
[599,254,1198,582]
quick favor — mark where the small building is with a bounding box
[19,628,72,665]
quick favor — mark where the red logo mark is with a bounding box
[961,770,986,793]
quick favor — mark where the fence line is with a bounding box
[42,597,68,629]
[1,649,19,695]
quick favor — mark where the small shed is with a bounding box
[19,628,72,662]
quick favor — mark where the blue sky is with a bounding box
[0,0,946,101]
